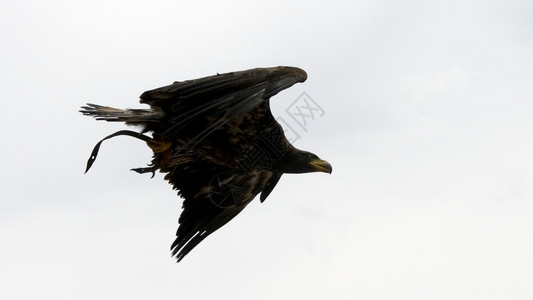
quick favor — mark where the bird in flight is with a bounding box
[81,66,332,262]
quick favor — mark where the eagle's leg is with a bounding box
[147,139,172,153]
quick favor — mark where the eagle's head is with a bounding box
[275,148,332,174]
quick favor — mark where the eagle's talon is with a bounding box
[131,167,153,174]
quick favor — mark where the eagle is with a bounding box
[81,66,332,262]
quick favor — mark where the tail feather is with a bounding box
[80,103,164,125]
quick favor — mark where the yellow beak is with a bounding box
[310,159,333,174]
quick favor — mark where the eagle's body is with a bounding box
[81,66,331,261]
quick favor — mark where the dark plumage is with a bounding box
[81,66,332,261]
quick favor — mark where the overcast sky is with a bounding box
[1,0,532,299]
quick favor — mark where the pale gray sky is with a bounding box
[1,0,532,299]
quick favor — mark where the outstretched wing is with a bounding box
[168,163,277,261]
[141,67,305,261]
[140,66,307,143]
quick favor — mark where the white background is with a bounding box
[1,0,532,299]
